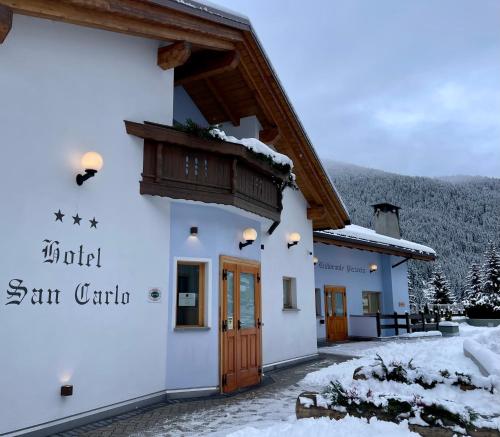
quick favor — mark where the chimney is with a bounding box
[372,203,401,239]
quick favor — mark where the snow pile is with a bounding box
[463,326,500,377]
[227,416,418,437]
[316,224,435,256]
[440,321,459,327]
[298,396,313,408]
[399,330,442,338]
[210,128,293,169]
[305,325,500,431]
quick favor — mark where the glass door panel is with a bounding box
[327,293,333,316]
[226,271,234,330]
[334,292,345,316]
[239,272,255,329]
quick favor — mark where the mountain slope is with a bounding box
[324,160,500,296]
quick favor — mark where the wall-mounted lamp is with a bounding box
[76,151,103,186]
[190,227,198,237]
[313,256,319,265]
[60,385,73,396]
[287,232,301,249]
[239,227,257,250]
[369,263,378,273]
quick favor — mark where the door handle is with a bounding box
[222,320,227,332]
[257,318,262,328]
[237,320,241,330]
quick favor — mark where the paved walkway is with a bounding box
[59,355,347,437]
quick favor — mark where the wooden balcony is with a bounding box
[125,121,290,221]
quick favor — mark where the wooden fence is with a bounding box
[375,310,466,337]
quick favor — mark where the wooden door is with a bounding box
[221,258,261,393]
[325,286,348,341]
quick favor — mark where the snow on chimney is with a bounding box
[372,203,401,239]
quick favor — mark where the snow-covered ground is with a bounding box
[140,325,498,436]
[228,324,499,436]
[228,416,418,437]
[306,325,500,428]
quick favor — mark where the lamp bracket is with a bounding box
[239,240,253,250]
[76,169,97,186]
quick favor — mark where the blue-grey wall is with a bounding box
[221,116,262,139]
[167,201,261,390]
[313,243,410,339]
[173,86,208,127]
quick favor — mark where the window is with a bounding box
[315,288,322,316]
[283,277,297,310]
[362,291,381,314]
[176,261,206,326]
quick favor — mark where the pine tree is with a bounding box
[422,279,435,307]
[465,263,481,303]
[426,264,453,305]
[480,242,500,310]
[408,269,418,311]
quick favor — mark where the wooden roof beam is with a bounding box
[205,78,240,126]
[259,126,280,145]
[307,206,326,221]
[0,5,12,44]
[157,41,191,70]
[175,50,240,86]
[2,0,240,51]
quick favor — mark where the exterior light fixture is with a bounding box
[76,151,103,186]
[239,227,257,250]
[369,263,378,273]
[313,256,319,265]
[190,226,198,237]
[60,385,73,396]
[287,232,301,249]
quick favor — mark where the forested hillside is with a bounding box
[325,161,500,297]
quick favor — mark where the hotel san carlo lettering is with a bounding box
[5,210,130,306]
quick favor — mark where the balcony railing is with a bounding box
[125,121,290,221]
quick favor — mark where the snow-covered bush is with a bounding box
[352,354,494,392]
[321,378,479,431]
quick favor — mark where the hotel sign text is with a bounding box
[318,261,367,274]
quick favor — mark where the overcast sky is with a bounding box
[212,0,500,177]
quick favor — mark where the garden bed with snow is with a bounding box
[299,325,500,436]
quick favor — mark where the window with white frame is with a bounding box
[283,277,297,310]
[362,291,381,314]
[176,261,208,327]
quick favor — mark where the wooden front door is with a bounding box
[325,286,348,341]
[221,258,261,393]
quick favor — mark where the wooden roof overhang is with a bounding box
[313,233,436,262]
[0,0,350,229]
[125,120,290,221]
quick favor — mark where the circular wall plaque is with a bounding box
[148,287,161,302]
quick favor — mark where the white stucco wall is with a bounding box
[0,15,174,435]
[260,188,317,366]
[0,13,324,434]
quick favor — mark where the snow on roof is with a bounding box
[166,0,250,25]
[316,224,436,257]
